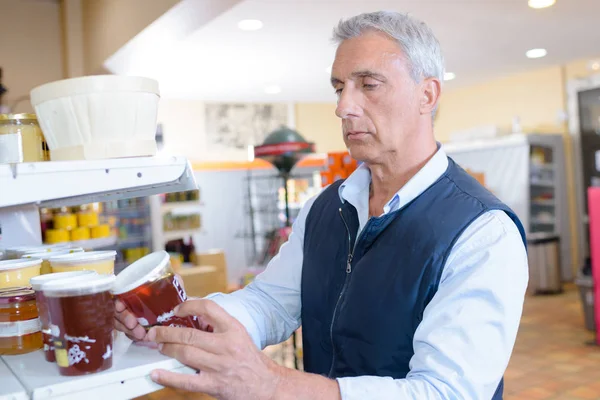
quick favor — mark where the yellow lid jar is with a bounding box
[0,114,49,163]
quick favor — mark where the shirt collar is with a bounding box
[338,144,449,216]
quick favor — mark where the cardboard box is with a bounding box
[194,249,228,286]
[179,265,227,298]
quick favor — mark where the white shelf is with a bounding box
[531,218,556,225]
[163,229,202,241]
[62,236,118,250]
[0,359,27,400]
[531,199,555,206]
[2,345,194,400]
[530,179,555,188]
[160,202,203,215]
[0,156,197,209]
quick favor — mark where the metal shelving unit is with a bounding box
[527,134,572,280]
[0,156,197,399]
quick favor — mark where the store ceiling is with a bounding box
[105,0,600,103]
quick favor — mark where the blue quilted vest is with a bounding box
[300,158,525,399]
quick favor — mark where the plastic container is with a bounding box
[0,258,43,289]
[30,75,160,161]
[77,211,99,228]
[22,248,84,275]
[112,251,199,330]
[54,213,78,230]
[45,229,70,244]
[0,113,50,163]
[91,224,111,239]
[70,227,90,241]
[30,271,96,362]
[0,287,43,355]
[42,274,115,376]
[49,251,116,275]
[3,244,71,260]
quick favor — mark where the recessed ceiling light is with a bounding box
[264,85,281,94]
[526,48,547,59]
[444,72,456,81]
[589,61,600,71]
[238,19,263,31]
[528,0,556,9]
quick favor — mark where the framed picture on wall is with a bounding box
[205,103,288,159]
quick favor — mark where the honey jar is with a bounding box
[0,114,50,163]
[0,287,43,355]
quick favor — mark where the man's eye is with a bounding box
[364,84,378,90]
[335,88,343,96]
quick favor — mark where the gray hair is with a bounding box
[332,11,445,85]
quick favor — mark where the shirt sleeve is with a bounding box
[205,192,320,350]
[336,209,529,400]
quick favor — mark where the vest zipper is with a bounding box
[328,207,356,377]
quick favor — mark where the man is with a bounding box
[116,11,528,399]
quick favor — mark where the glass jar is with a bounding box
[0,113,50,163]
[0,287,43,355]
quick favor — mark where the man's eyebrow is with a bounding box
[330,70,387,87]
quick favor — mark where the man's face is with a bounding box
[331,30,429,163]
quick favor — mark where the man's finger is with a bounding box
[175,300,239,333]
[114,299,126,313]
[114,318,146,341]
[150,369,214,394]
[160,343,223,372]
[146,326,222,353]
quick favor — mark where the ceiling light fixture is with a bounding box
[264,85,281,94]
[238,19,263,31]
[444,72,456,81]
[528,0,556,9]
[589,61,600,71]
[526,48,547,59]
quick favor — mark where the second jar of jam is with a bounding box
[0,287,43,355]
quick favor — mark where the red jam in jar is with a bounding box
[112,251,199,330]
[43,274,115,376]
[0,287,43,355]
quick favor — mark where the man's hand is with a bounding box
[114,274,194,342]
[114,299,147,341]
[146,299,282,399]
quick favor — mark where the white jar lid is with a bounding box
[112,251,170,295]
[49,251,117,266]
[30,270,96,291]
[42,274,116,297]
[0,258,43,272]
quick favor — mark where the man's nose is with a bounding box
[335,88,363,119]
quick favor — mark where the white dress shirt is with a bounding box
[208,145,529,400]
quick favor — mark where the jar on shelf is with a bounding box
[0,287,43,355]
[0,113,50,163]
[54,212,77,230]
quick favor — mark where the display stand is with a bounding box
[586,187,600,344]
[2,346,195,400]
[0,359,27,400]
[0,155,198,398]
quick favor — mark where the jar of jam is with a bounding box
[0,287,43,355]
[43,274,115,376]
[30,271,96,362]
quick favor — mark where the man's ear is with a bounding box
[420,77,441,115]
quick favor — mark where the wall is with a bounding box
[81,0,179,74]
[295,103,345,153]
[435,67,567,141]
[156,99,207,160]
[0,0,63,113]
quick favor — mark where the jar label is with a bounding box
[0,318,41,337]
[0,133,24,163]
